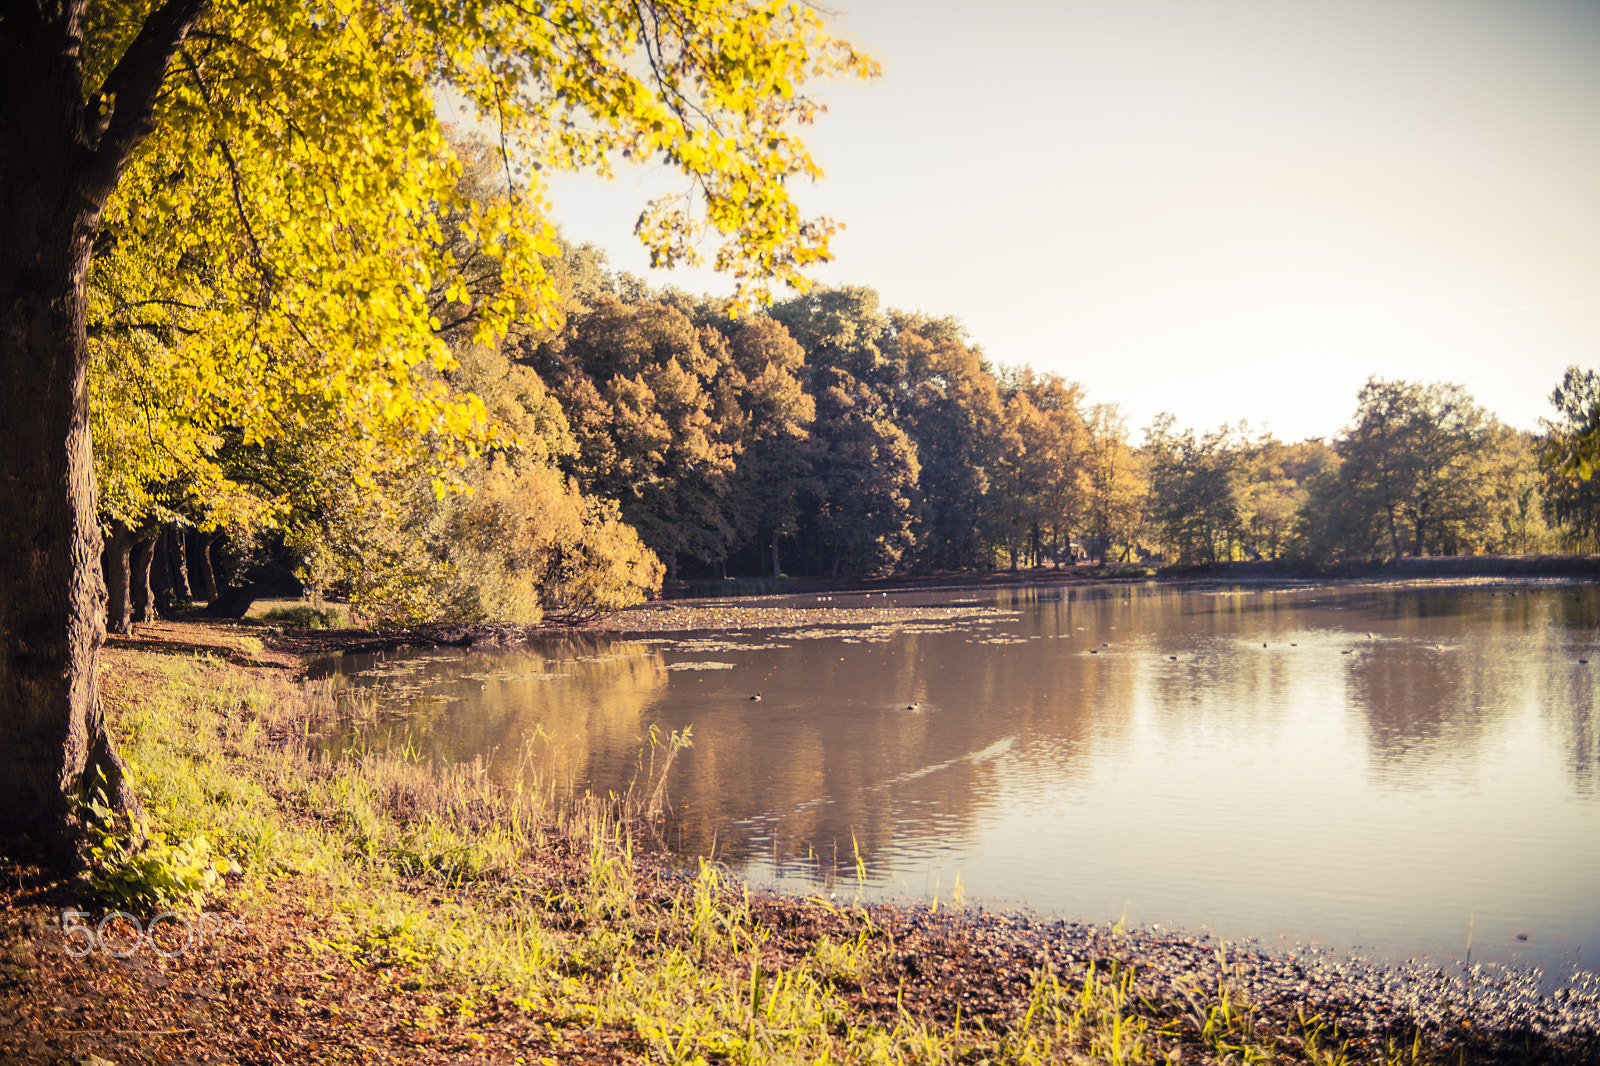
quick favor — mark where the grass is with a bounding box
[64,642,1544,1065]
[1092,564,1159,580]
[256,603,347,629]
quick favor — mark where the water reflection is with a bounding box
[314,635,669,796]
[314,582,1600,974]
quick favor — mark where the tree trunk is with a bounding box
[770,531,781,579]
[205,580,270,620]
[102,523,137,637]
[170,525,193,600]
[0,206,138,841]
[0,0,207,850]
[130,537,158,623]
[192,531,219,603]
[150,529,173,612]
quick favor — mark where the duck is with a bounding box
[749,693,762,701]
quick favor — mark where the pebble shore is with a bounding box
[832,898,1600,1057]
[613,589,1600,1058]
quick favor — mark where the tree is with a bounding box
[1082,404,1145,562]
[998,368,1088,568]
[1540,366,1600,547]
[1485,430,1553,555]
[0,0,875,846]
[1334,379,1498,558]
[1144,416,1257,565]
[768,284,916,575]
[769,285,893,395]
[532,297,738,578]
[896,330,1007,570]
[808,369,920,577]
[1242,438,1336,560]
[717,316,816,577]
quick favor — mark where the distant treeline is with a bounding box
[519,265,1124,583]
[509,265,1600,581]
[95,165,1600,627]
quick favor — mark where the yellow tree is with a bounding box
[999,367,1089,568]
[0,0,874,849]
[1083,403,1147,562]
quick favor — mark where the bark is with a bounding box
[770,531,781,579]
[205,580,270,620]
[170,525,193,600]
[150,529,173,611]
[130,537,158,623]
[102,523,137,636]
[0,0,208,847]
[192,531,219,603]
[0,215,137,839]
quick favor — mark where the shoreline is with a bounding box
[11,600,1592,1062]
[154,554,1600,666]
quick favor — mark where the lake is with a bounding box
[310,580,1599,978]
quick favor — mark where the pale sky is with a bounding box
[542,0,1600,443]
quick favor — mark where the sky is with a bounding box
[542,0,1600,443]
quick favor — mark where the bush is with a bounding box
[685,577,783,598]
[78,789,235,915]
[259,604,345,629]
[1092,564,1157,580]
[433,459,664,626]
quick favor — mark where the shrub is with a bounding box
[259,604,345,629]
[78,788,236,915]
[686,577,783,598]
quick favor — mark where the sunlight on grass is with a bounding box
[94,650,1464,1065]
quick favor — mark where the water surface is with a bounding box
[313,582,1600,977]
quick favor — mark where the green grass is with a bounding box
[257,603,347,629]
[1092,565,1159,580]
[96,650,1466,1065]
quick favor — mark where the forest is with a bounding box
[95,145,1600,631]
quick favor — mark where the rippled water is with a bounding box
[311,581,1600,976]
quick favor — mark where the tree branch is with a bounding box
[80,0,210,200]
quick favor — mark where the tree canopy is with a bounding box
[0,0,876,842]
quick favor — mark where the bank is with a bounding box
[1,619,1597,1065]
